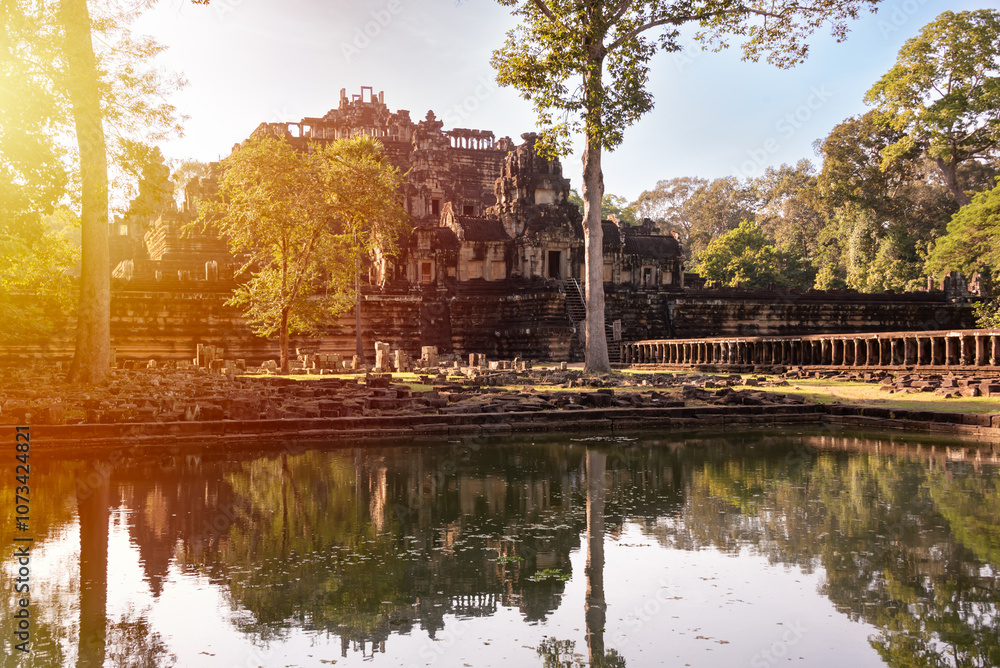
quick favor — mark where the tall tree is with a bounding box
[631,176,708,246]
[686,175,758,258]
[493,0,879,372]
[197,135,407,373]
[750,161,823,260]
[61,0,111,384]
[814,111,920,220]
[865,9,1000,207]
[813,112,984,292]
[3,0,182,383]
[925,178,1000,285]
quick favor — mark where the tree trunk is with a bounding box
[279,307,289,374]
[62,0,111,385]
[935,156,971,207]
[581,52,611,374]
[585,448,607,664]
[76,467,109,667]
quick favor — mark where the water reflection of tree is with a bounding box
[654,441,1000,668]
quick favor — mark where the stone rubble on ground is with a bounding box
[5,353,996,426]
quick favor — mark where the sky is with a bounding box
[134,0,999,203]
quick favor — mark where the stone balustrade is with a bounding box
[621,329,1000,370]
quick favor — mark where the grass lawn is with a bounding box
[738,377,1000,414]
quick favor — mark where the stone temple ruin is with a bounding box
[81,87,974,367]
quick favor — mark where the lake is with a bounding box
[3,428,999,667]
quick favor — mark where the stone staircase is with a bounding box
[562,278,587,338]
[562,278,621,363]
[605,321,621,363]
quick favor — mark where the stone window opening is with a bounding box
[421,261,433,284]
[463,205,475,216]
[431,199,441,216]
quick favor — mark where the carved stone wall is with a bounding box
[669,289,976,338]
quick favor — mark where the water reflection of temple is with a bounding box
[7,433,999,666]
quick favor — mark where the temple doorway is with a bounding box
[548,251,561,279]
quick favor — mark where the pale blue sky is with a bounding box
[135,0,999,202]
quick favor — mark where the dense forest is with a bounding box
[616,10,1000,301]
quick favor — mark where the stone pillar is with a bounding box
[374,342,391,373]
[904,338,916,365]
[421,346,439,367]
[946,337,959,366]
[932,337,945,366]
[976,335,989,366]
[917,337,929,365]
[962,335,976,365]
[992,335,1000,366]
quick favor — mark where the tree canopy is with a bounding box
[925,178,1000,285]
[865,9,1000,206]
[196,134,408,373]
[0,1,79,344]
[695,219,799,289]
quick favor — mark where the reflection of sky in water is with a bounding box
[100,525,884,666]
[3,432,998,667]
